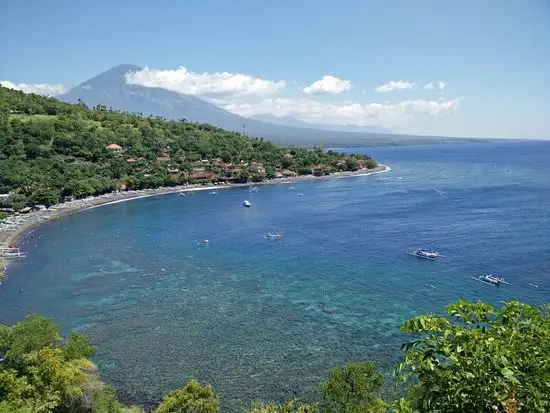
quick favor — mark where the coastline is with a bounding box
[0,164,390,271]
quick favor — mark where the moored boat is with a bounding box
[474,273,508,286]
[407,248,444,260]
[243,200,251,207]
[266,232,284,240]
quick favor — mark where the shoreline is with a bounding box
[0,164,390,274]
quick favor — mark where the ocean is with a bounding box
[1,140,549,410]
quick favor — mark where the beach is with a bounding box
[0,165,389,269]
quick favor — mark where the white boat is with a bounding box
[266,232,284,240]
[474,273,509,286]
[407,248,444,261]
[243,200,251,207]
[1,252,26,259]
[250,186,259,193]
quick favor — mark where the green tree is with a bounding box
[365,159,378,169]
[0,315,97,413]
[237,169,250,183]
[344,159,360,172]
[91,385,124,413]
[155,380,220,413]
[320,362,386,413]
[397,299,550,413]
[247,400,318,413]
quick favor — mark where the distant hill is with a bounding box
[57,64,476,147]
[249,114,394,134]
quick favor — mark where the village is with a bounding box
[105,142,374,189]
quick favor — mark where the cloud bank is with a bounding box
[0,81,68,96]
[125,66,285,96]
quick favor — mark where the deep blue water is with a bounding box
[1,140,549,410]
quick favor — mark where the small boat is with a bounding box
[407,248,444,261]
[289,186,296,190]
[474,273,509,286]
[250,186,259,193]
[0,252,26,259]
[243,200,251,207]
[266,232,284,240]
[209,191,217,195]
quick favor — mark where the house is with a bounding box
[126,158,138,163]
[188,171,216,181]
[156,155,170,162]
[281,169,297,177]
[106,144,123,154]
[248,163,266,174]
[310,164,325,176]
[274,172,284,179]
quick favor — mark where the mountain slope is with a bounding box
[249,114,393,134]
[57,64,246,126]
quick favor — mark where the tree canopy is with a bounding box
[397,299,550,412]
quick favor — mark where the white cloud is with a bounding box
[212,96,463,127]
[375,80,416,93]
[438,81,447,91]
[0,80,68,96]
[302,75,351,95]
[125,66,286,97]
[424,82,435,90]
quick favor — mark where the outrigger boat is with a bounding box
[473,273,509,286]
[407,248,444,261]
[0,247,26,259]
[265,232,284,240]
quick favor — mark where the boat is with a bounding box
[0,251,26,259]
[209,191,217,195]
[474,273,509,286]
[250,186,259,193]
[289,186,295,190]
[407,248,444,260]
[243,200,251,207]
[266,232,284,240]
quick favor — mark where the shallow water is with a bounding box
[1,140,549,410]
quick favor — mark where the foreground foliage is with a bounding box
[155,380,219,413]
[0,314,124,413]
[397,299,550,412]
[1,299,548,412]
[0,86,376,209]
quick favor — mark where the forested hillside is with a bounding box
[0,86,376,208]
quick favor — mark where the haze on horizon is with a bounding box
[1,0,549,140]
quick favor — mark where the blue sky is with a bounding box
[1,0,549,138]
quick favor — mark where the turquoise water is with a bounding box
[1,141,549,410]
